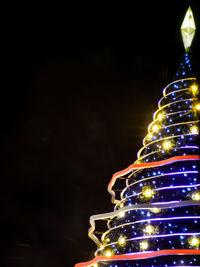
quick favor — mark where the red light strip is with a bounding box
[107,155,200,204]
[75,249,200,267]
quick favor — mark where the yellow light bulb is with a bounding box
[140,241,149,250]
[118,211,125,218]
[195,103,200,110]
[94,263,98,267]
[105,250,112,257]
[147,133,153,139]
[106,238,110,243]
[152,124,159,132]
[142,186,153,198]
[192,191,200,201]
[144,225,154,235]
[118,236,126,246]
[162,140,173,150]
[190,125,199,134]
[191,85,198,94]
[188,236,200,247]
[150,208,161,213]
[157,113,164,121]
[120,203,124,208]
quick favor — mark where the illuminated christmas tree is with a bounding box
[76,7,200,267]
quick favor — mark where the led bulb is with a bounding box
[190,125,199,134]
[195,103,200,110]
[144,225,154,235]
[152,124,159,132]
[192,191,200,201]
[118,211,125,218]
[140,240,149,250]
[150,208,161,213]
[157,113,164,121]
[188,236,200,247]
[118,236,126,246]
[147,133,153,140]
[142,186,153,198]
[162,140,173,150]
[191,85,198,95]
[93,263,98,267]
[105,250,112,257]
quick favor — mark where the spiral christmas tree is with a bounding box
[76,7,200,267]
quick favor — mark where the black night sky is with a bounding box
[1,2,200,267]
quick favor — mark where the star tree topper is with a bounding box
[181,6,196,52]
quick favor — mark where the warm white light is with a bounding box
[195,103,200,110]
[118,211,125,218]
[190,125,199,134]
[192,191,200,201]
[93,263,98,267]
[105,250,112,257]
[147,133,153,140]
[118,236,126,246]
[188,236,200,247]
[152,124,159,132]
[144,225,154,235]
[150,208,161,213]
[191,85,198,95]
[140,240,149,250]
[142,187,153,198]
[162,140,173,150]
[157,113,164,121]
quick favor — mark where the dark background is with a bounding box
[1,2,200,266]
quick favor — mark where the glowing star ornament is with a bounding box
[181,6,196,51]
